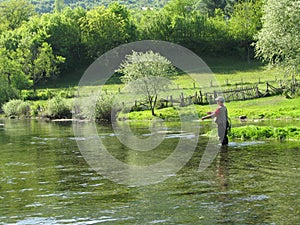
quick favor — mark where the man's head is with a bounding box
[215,96,225,105]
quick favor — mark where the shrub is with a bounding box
[31,102,46,117]
[58,87,76,98]
[46,96,71,119]
[21,90,38,101]
[95,93,119,122]
[37,89,55,100]
[2,99,30,118]
[78,93,119,122]
[0,78,19,108]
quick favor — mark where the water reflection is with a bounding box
[216,147,229,192]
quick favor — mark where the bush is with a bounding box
[78,93,119,122]
[21,90,38,101]
[37,89,55,100]
[0,78,19,108]
[46,96,71,119]
[58,87,76,98]
[22,89,55,101]
[31,102,46,117]
[2,99,30,118]
[95,94,119,122]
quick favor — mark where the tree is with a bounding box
[228,0,263,62]
[37,8,83,70]
[0,0,35,31]
[13,25,65,91]
[80,6,131,59]
[255,0,300,74]
[117,51,177,116]
[0,76,19,108]
[54,0,64,12]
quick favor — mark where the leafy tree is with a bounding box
[117,51,177,116]
[13,23,65,91]
[54,0,64,12]
[0,0,35,31]
[37,8,84,70]
[201,0,236,16]
[0,76,19,108]
[79,6,130,59]
[136,10,172,41]
[228,0,263,61]
[0,32,30,90]
[108,2,137,41]
[255,0,300,74]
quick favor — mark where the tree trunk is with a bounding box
[7,73,11,86]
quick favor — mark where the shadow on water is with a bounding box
[0,119,299,224]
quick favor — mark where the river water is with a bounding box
[0,119,299,224]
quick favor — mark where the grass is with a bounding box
[3,57,298,121]
[225,95,300,120]
[116,95,300,121]
[229,125,300,141]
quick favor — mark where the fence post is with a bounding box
[180,93,185,107]
[213,90,217,99]
[199,91,203,104]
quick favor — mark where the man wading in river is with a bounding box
[201,96,229,146]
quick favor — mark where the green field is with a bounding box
[4,57,298,122]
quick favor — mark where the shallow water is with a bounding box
[0,119,299,224]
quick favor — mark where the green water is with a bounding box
[0,119,299,224]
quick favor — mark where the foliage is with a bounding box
[78,93,118,122]
[30,101,46,117]
[255,0,300,74]
[229,125,300,141]
[79,4,133,59]
[0,0,36,31]
[0,77,19,107]
[2,99,30,117]
[46,96,71,119]
[228,0,263,61]
[117,50,177,116]
[95,93,118,122]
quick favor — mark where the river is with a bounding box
[0,119,299,224]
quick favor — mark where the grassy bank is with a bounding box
[117,95,300,121]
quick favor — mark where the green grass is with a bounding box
[5,57,298,122]
[116,95,300,121]
[225,95,300,120]
[229,125,300,141]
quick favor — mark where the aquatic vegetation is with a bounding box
[229,125,300,141]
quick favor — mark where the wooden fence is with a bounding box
[156,80,299,107]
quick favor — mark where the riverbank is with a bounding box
[117,95,300,122]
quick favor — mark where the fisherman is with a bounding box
[201,96,229,146]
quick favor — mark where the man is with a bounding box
[201,96,229,145]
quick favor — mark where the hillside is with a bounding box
[0,0,170,13]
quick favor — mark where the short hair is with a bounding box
[215,96,225,102]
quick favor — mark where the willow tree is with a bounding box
[117,51,177,116]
